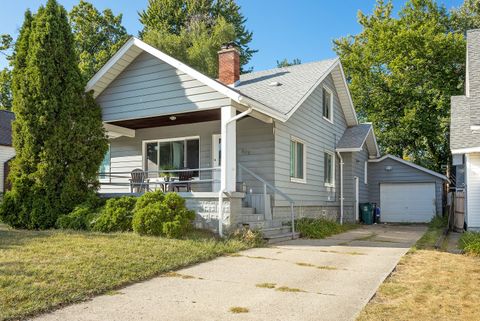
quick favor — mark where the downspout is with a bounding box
[336,151,344,225]
[218,107,253,237]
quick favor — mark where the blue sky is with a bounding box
[0,0,465,71]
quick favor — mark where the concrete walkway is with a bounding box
[31,224,425,321]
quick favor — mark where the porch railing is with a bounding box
[98,167,221,193]
[238,164,296,238]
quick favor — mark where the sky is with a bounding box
[0,0,465,71]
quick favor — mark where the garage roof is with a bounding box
[0,110,14,147]
[368,154,448,181]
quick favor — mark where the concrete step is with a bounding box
[241,207,255,215]
[241,221,265,229]
[266,232,300,244]
[261,226,293,238]
[240,213,264,222]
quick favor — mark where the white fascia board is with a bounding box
[86,37,136,93]
[368,154,448,181]
[285,59,339,120]
[104,123,135,138]
[337,62,359,125]
[452,147,480,154]
[335,147,363,152]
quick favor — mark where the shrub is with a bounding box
[294,217,356,239]
[55,205,97,230]
[459,232,480,256]
[92,196,137,233]
[132,192,195,238]
[134,189,165,211]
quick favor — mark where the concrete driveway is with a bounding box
[32,224,425,321]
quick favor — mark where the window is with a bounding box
[290,138,306,183]
[99,144,111,182]
[144,137,200,178]
[322,86,333,123]
[324,152,335,186]
[364,161,368,184]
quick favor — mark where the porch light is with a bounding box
[169,116,177,121]
[385,165,393,171]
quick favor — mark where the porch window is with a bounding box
[99,144,111,182]
[323,86,333,123]
[290,137,306,183]
[324,152,335,187]
[144,137,200,178]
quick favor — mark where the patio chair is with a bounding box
[174,169,194,192]
[129,169,149,193]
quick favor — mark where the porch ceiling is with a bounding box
[108,109,221,129]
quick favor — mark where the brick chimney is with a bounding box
[218,43,240,85]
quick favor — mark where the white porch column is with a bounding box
[221,106,237,192]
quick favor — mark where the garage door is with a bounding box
[380,183,436,223]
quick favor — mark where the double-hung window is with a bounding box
[324,152,335,187]
[290,137,306,183]
[322,86,333,123]
[144,137,200,178]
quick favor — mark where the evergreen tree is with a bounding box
[139,0,255,73]
[0,0,108,229]
[276,58,301,68]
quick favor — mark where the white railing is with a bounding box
[99,167,221,193]
[238,164,296,238]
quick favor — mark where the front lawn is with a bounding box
[0,224,255,321]
[358,218,480,321]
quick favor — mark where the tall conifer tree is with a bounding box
[0,0,107,229]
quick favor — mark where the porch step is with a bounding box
[240,213,264,222]
[262,226,293,238]
[241,220,283,230]
[265,232,300,244]
[241,207,256,215]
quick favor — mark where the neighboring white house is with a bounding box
[86,37,447,238]
[0,110,15,197]
[451,29,480,231]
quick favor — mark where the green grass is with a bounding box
[294,218,357,239]
[413,216,447,250]
[0,224,254,321]
[459,232,480,255]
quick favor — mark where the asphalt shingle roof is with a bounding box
[0,110,14,146]
[236,59,338,115]
[336,123,372,150]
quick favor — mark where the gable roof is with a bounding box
[86,37,358,125]
[336,123,380,157]
[0,110,14,147]
[235,59,358,125]
[368,154,448,181]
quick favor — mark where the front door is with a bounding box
[212,134,221,192]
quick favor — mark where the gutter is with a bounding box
[218,107,253,237]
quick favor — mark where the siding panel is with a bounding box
[0,146,15,194]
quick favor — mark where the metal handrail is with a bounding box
[238,163,296,238]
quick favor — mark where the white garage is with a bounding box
[380,183,436,223]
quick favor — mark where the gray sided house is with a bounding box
[451,29,480,231]
[88,38,447,237]
[0,110,15,196]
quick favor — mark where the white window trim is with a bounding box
[364,161,368,184]
[322,85,334,124]
[324,151,335,187]
[290,136,307,184]
[99,144,111,183]
[142,136,201,175]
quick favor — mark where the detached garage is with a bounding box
[368,155,448,223]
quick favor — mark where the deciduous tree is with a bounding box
[334,0,465,171]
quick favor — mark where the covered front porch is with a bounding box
[98,107,283,233]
